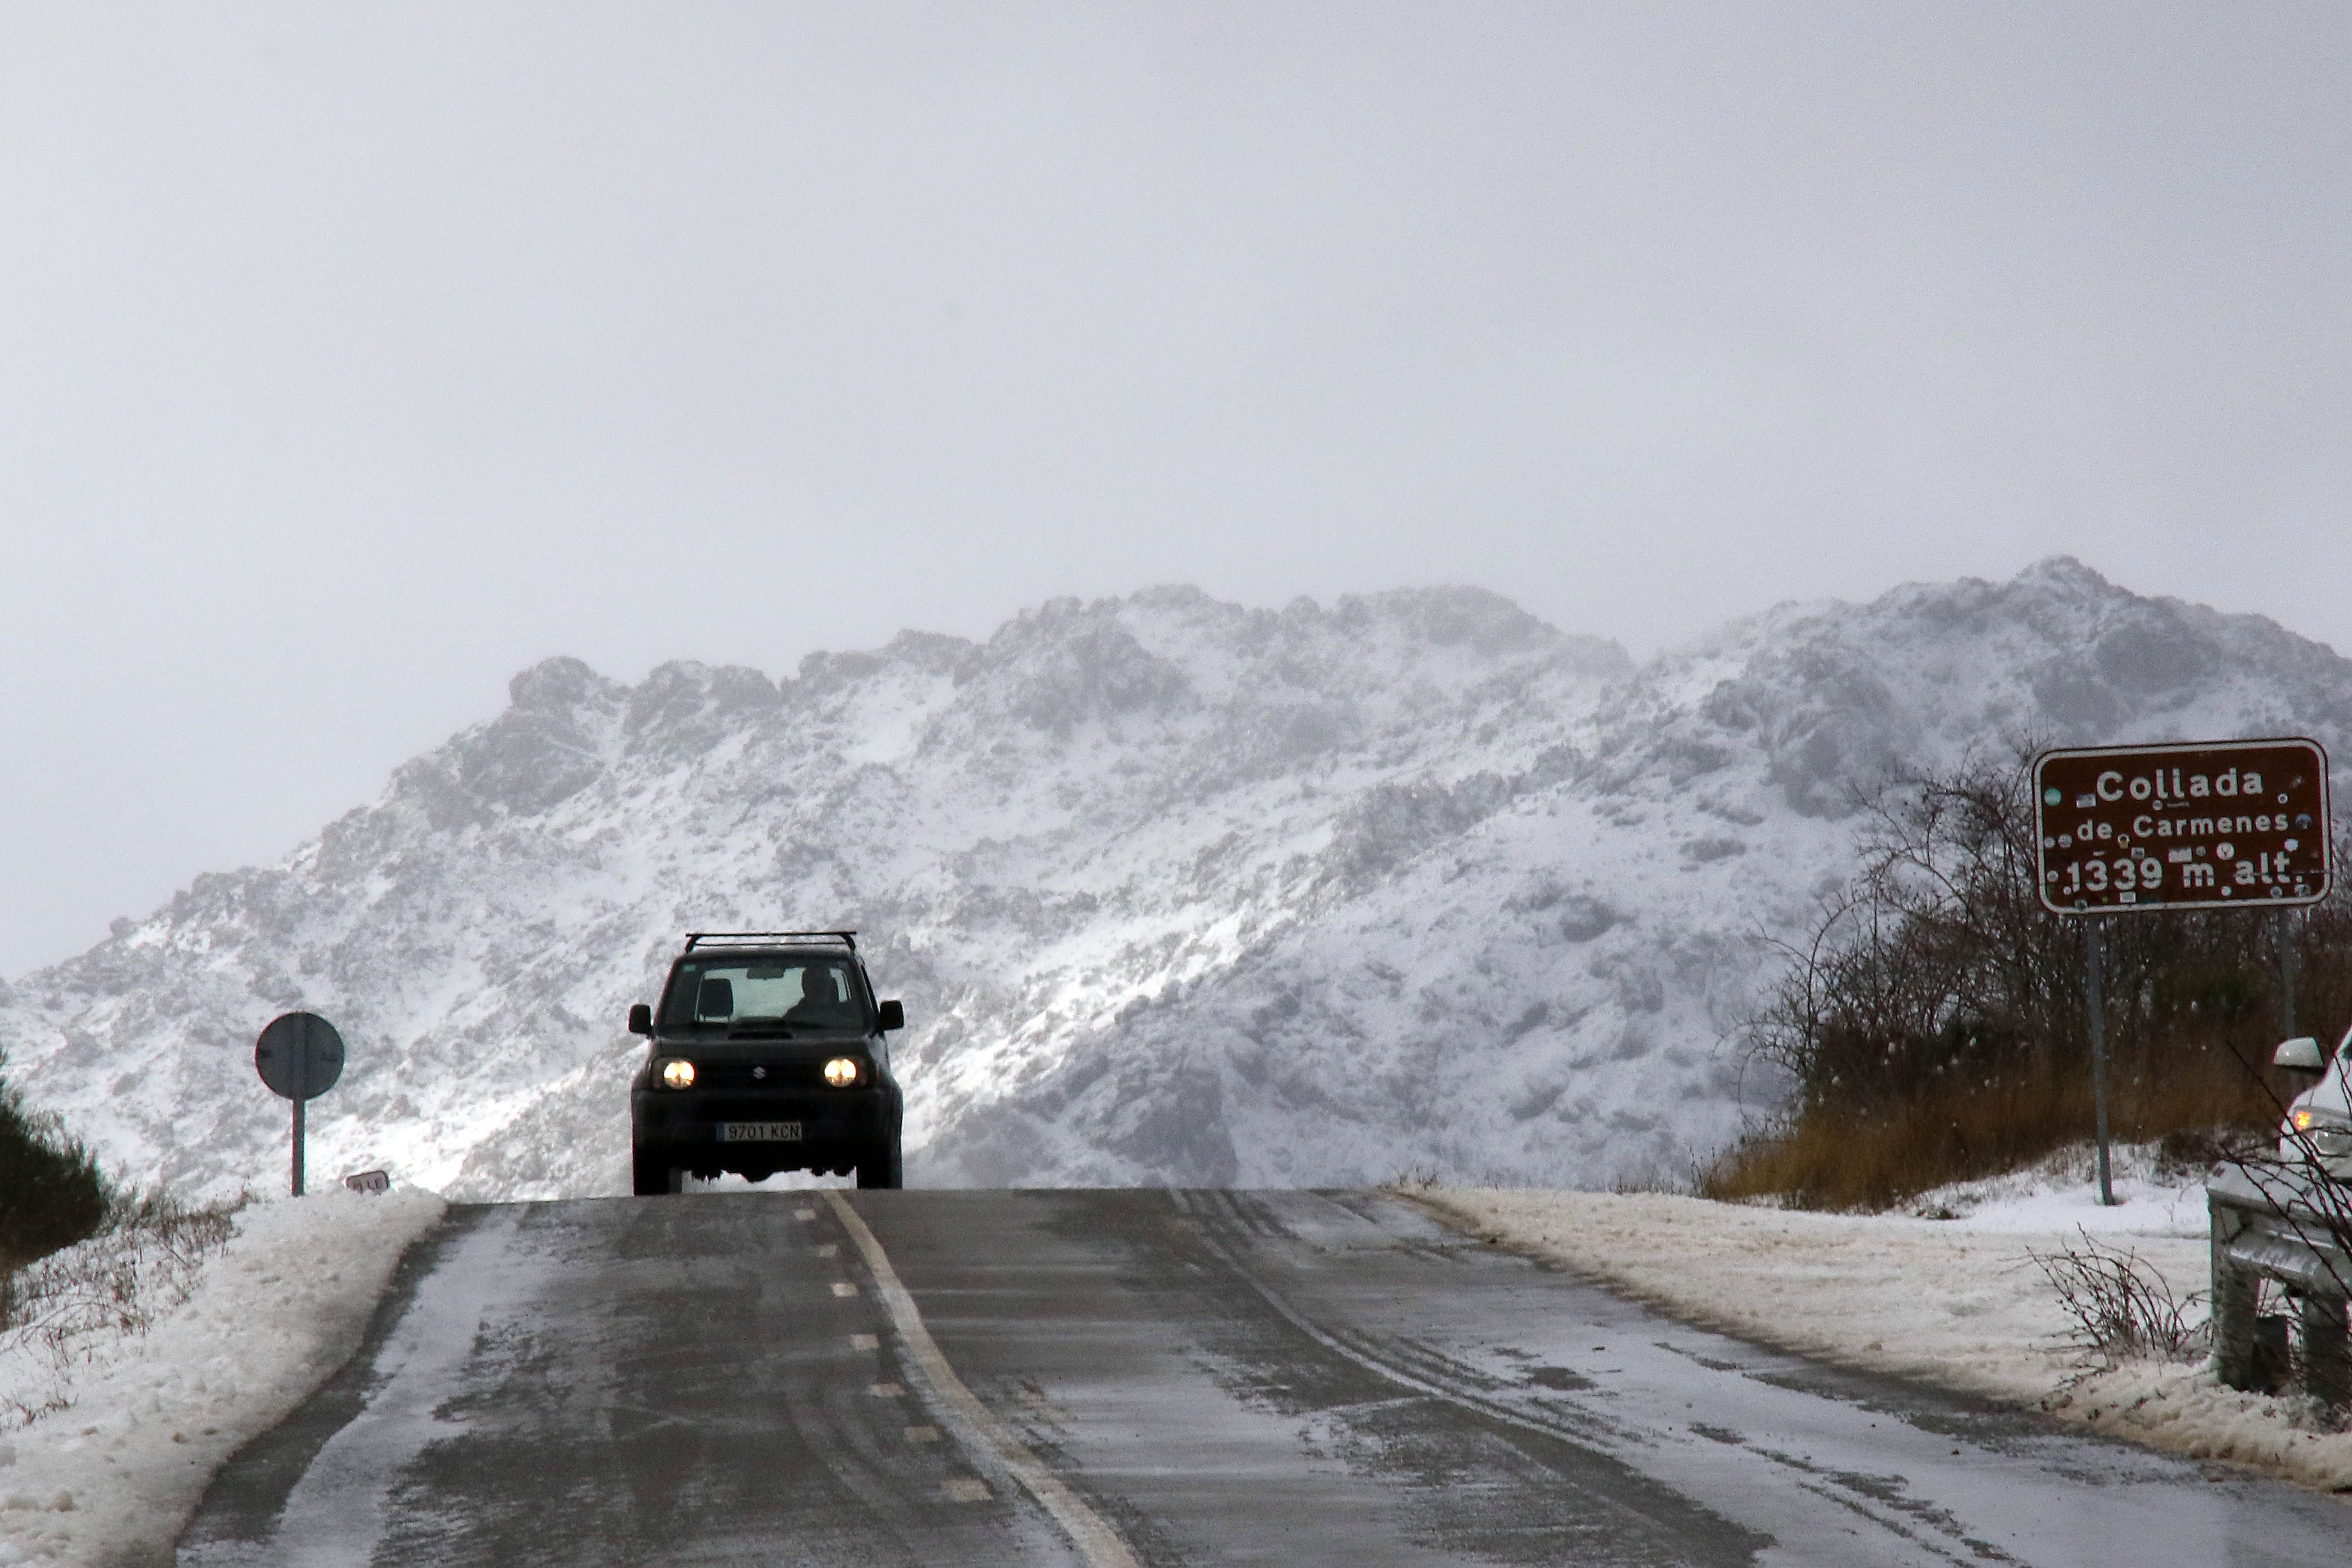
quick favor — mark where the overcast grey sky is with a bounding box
[3,3,2348,977]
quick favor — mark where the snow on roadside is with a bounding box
[1416,1147,2352,1494]
[1894,1139,2214,1237]
[0,1188,444,1567]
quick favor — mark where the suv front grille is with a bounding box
[693,1062,831,1091]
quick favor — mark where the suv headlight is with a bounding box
[823,1057,861,1088]
[659,1058,696,1090]
[2285,1106,2352,1157]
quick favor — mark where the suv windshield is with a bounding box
[660,956,867,1033]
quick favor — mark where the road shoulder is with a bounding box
[1405,1185,2352,1493]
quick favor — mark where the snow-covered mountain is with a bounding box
[6,560,2347,1200]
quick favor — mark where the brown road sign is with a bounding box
[2034,738,2331,915]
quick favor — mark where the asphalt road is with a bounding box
[178,1188,2352,1567]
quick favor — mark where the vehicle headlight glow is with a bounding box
[661,1058,696,1090]
[823,1057,861,1087]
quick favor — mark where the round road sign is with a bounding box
[255,1012,346,1102]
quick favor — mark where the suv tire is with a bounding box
[855,1138,903,1190]
[633,1146,682,1196]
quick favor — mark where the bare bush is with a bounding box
[2028,1229,2208,1367]
[1609,1155,1700,1196]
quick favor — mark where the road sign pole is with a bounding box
[2035,739,2331,1211]
[256,1011,344,1198]
[2086,919,2113,1207]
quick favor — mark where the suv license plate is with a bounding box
[717,1121,803,1143]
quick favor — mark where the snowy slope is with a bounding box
[0,1189,443,1568]
[4,562,2347,1199]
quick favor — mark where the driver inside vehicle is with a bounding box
[785,966,852,1028]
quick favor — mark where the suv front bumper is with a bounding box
[632,1085,893,1165]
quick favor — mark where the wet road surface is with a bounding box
[178,1188,2352,1566]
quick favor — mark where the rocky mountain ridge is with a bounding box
[7,560,2345,1198]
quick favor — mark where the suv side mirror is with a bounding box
[628,1004,653,1037]
[877,999,904,1033]
[2275,1036,2324,1072]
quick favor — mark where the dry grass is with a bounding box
[0,1188,244,1424]
[1701,1050,2280,1212]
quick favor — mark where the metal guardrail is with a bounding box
[2207,1166,2352,1406]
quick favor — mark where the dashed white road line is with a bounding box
[823,1191,1140,1568]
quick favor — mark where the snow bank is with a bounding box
[1417,1152,2352,1492]
[0,1187,443,1567]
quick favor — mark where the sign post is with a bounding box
[2035,738,2331,1206]
[2085,919,2111,1206]
[255,1012,346,1197]
[2280,910,2301,1039]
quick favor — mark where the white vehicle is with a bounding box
[2275,1032,2352,1176]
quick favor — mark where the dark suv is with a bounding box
[628,931,906,1194]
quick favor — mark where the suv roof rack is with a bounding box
[684,930,858,952]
